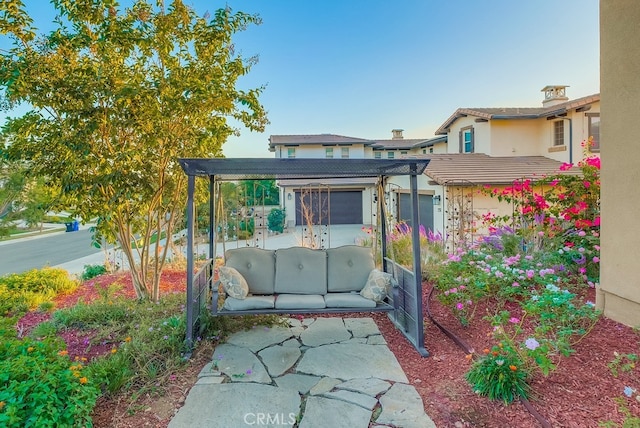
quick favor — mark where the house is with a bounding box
[435,85,600,163]
[268,86,598,243]
[268,133,444,228]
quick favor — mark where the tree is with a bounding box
[0,0,268,300]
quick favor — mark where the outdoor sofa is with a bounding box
[212,245,398,316]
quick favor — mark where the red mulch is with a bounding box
[14,272,640,427]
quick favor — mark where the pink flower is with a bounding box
[456,303,464,310]
[559,162,574,171]
[593,256,600,263]
[509,317,520,324]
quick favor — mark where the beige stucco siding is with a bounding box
[598,1,640,327]
[489,119,543,157]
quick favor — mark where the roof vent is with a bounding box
[541,85,569,107]
[392,129,404,140]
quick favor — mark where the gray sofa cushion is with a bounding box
[225,248,276,294]
[324,293,377,308]
[326,246,375,292]
[275,247,327,294]
[223,295,275,311]
[275,294,326,309]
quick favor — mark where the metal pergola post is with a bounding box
[410,165,427,356]
[185,174,196,351]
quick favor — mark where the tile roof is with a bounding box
[371,135,447,150]
[435,93,600,135]
[420,154,581,185]
[269,134,373,149]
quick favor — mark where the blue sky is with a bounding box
[2,0,600,157]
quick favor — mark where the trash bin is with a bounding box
[65,220,79,232]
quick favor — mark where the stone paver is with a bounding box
[323,389,378,411]
[344,317,380,338]
[297,343,408,382]
[377,382,437,428]
[226,326,293,352]
[299,317,351,346]
[299,396,371,428]
[309,377,341,395]
[169,383,300,428]
[258,344,301,377]
[212,344,271,384]
[335,377,391,397]
[170,317,433,428]
[274,373,321,394]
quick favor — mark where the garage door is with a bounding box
[397,193,434,232]
[295,190,363,225]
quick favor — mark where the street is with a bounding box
[0,229,102,276]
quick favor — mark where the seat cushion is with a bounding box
[275,294,326,309]
[223,295,275,311]
[225,248,276,294]
[218,266,249,299]
[360,269,393,303]
[326,246,375,292]
[275,247,327,294]
[324,292,377,308]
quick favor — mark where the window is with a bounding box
[341,147,349,158]
[459,127,474,153]
[400,151,408,156]
[429,147,434,154]
[374,152,382,159]
[387,152,395,159]
[325,147,334,158]
[553,121,565,146]
[287,147,296,158]
[587,113,600,151]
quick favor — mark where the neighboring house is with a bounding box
[435,85,600,164]
[268,133,444,228]
[269,86,598,243]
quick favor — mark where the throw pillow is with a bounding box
[360,269,392,303]
[219,266,249,300]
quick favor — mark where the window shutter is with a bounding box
[471,127,475,153]
[459,130,463,153]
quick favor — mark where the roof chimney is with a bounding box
[391,129,404,140]
[541,85,569,107]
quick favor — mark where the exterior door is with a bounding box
[397,193,434,232]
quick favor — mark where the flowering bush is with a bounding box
[0,334,99,427]
[433,141,601,403]
[465,343,530,403]
[384,222,446,275]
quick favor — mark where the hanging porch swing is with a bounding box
[178,157,431,357]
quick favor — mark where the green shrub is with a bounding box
[465,345,530,404]
[0,268,78,315]
[267,208,286,233]
[81,264,108,281]
[0,337,100,427]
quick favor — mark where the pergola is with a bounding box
[179,158,431,357]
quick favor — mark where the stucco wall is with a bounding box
[597,1,640,327]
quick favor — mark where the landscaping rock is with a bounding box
[212,344,271,384]
[377,382,436,428]
[258,345,301,377]
[299,396,370,428]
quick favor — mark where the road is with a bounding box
[0,229,102,276]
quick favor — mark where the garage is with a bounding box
[397,193,434,232]
[294,190,363,225]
